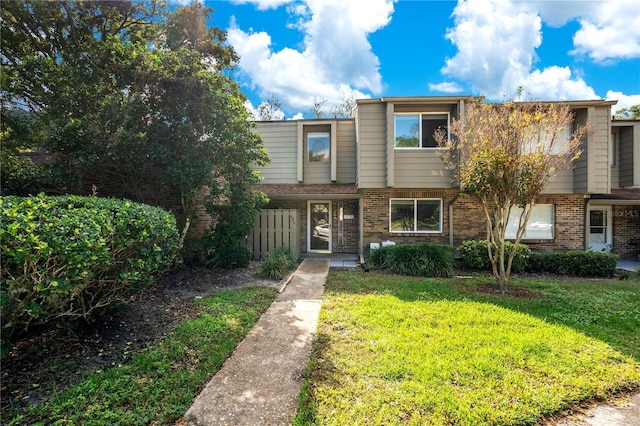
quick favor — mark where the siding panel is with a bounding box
[336,120,356,184]
[255,122,298,184]
[394,150,451,188]
[357,103,386,188]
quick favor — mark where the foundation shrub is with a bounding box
[259,247,297,279]
[459,240,531,273]
[369,244,454,278]
[527,251,619,277]
[0,194,178,348]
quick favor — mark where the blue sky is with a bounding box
[189,0,639,118]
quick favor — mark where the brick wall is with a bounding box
[362,189,586,253]
[612,206,640,259]
[361,188,455,247]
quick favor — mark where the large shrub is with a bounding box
[367,243,454,278]
[527,251,619,277]
[1,194,179,346]
[459,240,531,273]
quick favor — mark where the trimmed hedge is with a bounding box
[459,240,619,278]
[459,240,531,273]
[367,243,454,278]
[1,194,179,346]
[527,251,619,277]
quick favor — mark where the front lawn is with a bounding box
[296,272,640,425]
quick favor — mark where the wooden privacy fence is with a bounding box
[242,209,300,260]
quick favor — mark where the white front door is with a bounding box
[308,201,331,253]
[588,206,612,252]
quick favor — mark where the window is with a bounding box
[524,125,572,155]
[505,204,554,240]
[394,113,449,149]
[390,199,442,233]
[308,132,329,162]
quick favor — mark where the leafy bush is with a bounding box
[368,244,454,278]
[259,248,297,279]
[1,194,179,347]
[527,251,619,277]
[366,245,394,268]
[206,244,252,270]
[459,240,531,273]
[198,189,267,269]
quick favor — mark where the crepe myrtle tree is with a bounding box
[436,99,595,292]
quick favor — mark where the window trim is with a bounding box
[389,198,443,234]
[394,112,450,150]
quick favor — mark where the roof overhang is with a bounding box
[587,189,640,205]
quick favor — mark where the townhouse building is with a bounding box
[250,96,640,260]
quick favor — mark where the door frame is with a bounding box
[587,205,612,252]
[308,200,332,253]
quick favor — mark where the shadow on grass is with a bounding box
[328,270,640,361]
[294,270,640,425]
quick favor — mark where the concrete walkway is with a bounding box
[183,259,329,426]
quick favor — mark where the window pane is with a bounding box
[308,132,329,162]
[421,114,448,148]
[506,204,554,240]
[390,200,414,232]
[395,115,419,147]
[416,200,441,232]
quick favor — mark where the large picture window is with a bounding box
[308,132,330,162]
[390,199,442,233]
[394,113,449,149]
[505,204,554,240]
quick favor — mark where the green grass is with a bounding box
[296,272,640,425]
[7,287,277,426]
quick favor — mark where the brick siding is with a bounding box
[362,189,586,253]
[612,206,640,259]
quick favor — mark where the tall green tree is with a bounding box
[614,105,640,120]
[1,1,269,245]
[436,99,594,292]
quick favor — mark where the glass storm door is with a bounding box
[309,201,331,253]
[588,206,612,252]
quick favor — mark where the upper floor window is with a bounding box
[390,198,442,233]
[525,124,572,155]
[308,132,330,162]
[394,113,449,149]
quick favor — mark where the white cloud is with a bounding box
[442,0,543,99]
[441,0,636,101]
[428,81,463,93]
[227,0,394,114]
[606,91,640,115]
[520,66,598,101]
[230,0,291,10]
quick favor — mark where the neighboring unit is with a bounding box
[249,96,640,260]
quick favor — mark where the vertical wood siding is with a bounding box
[242,209,300,260]
[619,126,634,187]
